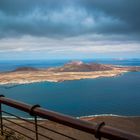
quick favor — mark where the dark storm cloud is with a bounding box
[79,0,140,33]
[0,0,140,39]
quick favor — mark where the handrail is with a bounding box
[0,96,140,140]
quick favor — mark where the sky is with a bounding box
[0,0,140,60]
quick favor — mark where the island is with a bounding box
[0,61,140,85]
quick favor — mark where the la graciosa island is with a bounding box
[0,61,140,85]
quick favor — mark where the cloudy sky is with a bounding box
[0,0,140,60]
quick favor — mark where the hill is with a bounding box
[13,67,38,72]
[47,61,114,72]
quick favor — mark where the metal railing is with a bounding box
[0,95,140,140]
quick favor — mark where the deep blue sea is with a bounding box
[0,59,140,117]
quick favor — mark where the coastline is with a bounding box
[2,113,140,120]
[1,61,140,85]
[78,114,140,121]
[0,69,128,85]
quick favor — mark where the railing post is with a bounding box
[0,103,3,135]
[0,95,5,136]
[29,104,40,140]
[34,115,38,140]
[94,122,105,140]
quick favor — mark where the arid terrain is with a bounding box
[0,61,140,85]
[1,116,140,140]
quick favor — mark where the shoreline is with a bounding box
[2,114,140,120]
[77,114,140,119]
[1,61,140,85]
[0,70,128,85]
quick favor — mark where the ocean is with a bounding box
[0,59,140,117]
[0,59,140,72]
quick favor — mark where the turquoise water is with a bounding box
[0,72,140,117]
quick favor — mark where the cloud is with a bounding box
[0,35,139,54]
[0,6,121,38]
[0,0,140,39]
[0,0,140,59]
